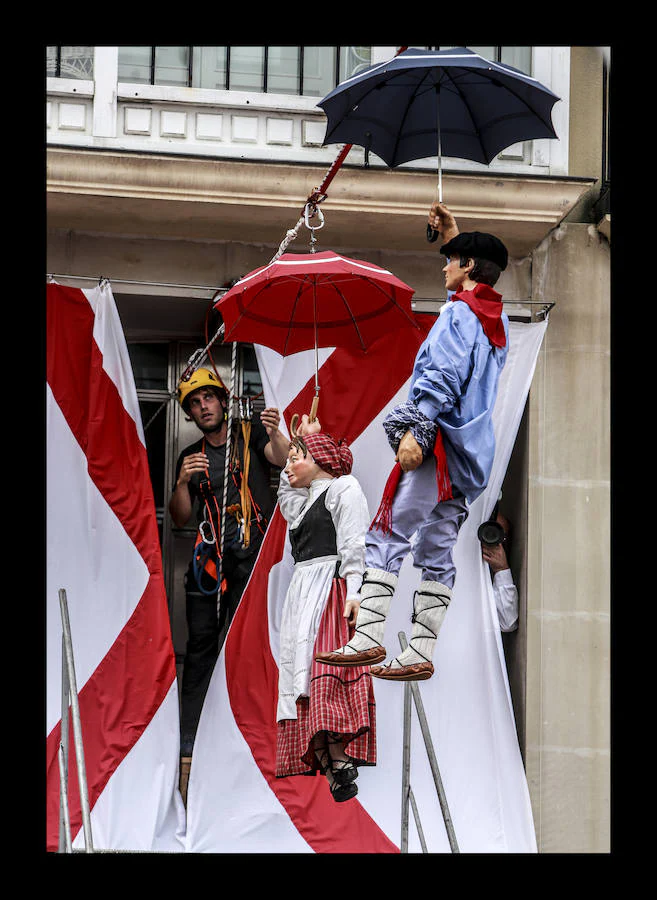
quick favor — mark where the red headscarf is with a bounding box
[302,433,353,478]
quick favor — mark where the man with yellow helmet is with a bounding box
[169,367,289,757]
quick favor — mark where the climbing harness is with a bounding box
[191,414,268,594]
[192,436,227,596]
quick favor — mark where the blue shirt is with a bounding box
[408,299,509,503]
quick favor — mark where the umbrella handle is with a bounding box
[309,395,319,423]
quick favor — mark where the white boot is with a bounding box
[371,581,451,681]
[315,568,397,667]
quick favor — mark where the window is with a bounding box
[429,46,532,76]
[127,342,172,545]
[46,46,94,79]
[117,46,372,95]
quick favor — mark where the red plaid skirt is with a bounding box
[276,577,377,778]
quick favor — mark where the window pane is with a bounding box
[500,46,531,75]
[46,46,58,77]
[138,399,167,511]
[128,343,170,390]
[240,346,263,397]
[302,46,336,97]
[193,46,227,89]
[118,46,152,83]
[267,46,300,95]
[230,46,265,91]
[339,46,372,82]
[467,46,496,63]
[155,46,190,86]
[57,46,94,80]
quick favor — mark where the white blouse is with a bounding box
[277,471,370,601]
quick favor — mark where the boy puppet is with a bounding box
[316,204,510,681]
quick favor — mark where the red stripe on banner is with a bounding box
[46,285,176,851]
[224,318,433,852]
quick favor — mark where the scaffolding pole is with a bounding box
[398,631,459,853]
[58,588,94,853]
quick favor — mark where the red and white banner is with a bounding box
[185,316,546,853]
[46,283,185,852]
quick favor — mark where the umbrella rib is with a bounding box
[441,68,555,161]
[439,68,482,154]
[364,279,419,330]
[329,280,368,352]
[389,70,435,166]
[283,276,309,356]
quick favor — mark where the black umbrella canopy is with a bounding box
[318,47,560,168]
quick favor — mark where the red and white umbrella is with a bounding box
[215,250,420,422]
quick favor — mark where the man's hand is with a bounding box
[428,201,459,244]
[177,451,209,485]
[481,542,510,575]
[260,407,282,437]
[396,430,423,472]
[261,407,290,467]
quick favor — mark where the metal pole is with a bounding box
[58,632,71,852]
[58,745,73,853]
[408,787,429,853]
[59,589,94,852]
[401,681,412,852]
[398,631,460,853]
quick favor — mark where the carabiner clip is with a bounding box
[199,518,216,545]
[304,202,325,231]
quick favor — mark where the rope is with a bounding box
[217,339,238,622]
[179,47,410,384]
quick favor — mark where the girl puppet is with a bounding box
[275,421,376,802]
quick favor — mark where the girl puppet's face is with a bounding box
[285,443,326,489]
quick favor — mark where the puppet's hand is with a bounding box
[297,413,321,437]
[343,598,360,627]
[428,201,459,243]
[397,430,423,472]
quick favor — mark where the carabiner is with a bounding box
[199,518,216,545]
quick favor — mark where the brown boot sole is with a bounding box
[370,661,434,681]
[315,646,387,667]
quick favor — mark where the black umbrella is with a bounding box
[318,46,560,219]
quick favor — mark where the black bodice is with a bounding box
[289,489,337,564]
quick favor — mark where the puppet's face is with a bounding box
[285,445,323,489]
[442,255,473,292]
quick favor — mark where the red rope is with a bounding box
[302,46,409,216]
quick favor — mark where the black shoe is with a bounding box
[331,759,358,786]
[330,780,358,803]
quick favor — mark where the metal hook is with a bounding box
[304,203,325,253]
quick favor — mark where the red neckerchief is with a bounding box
[453,283,506,348]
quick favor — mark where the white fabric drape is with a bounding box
[185,319,547,852]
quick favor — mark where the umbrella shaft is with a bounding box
[437,96,443,203]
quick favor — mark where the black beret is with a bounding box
[440,232,508,271]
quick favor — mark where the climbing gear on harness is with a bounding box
[191,417,268,594]
[371,581,452,681]
[177,367,228,411]
[315,568,396,667]
[238,397,253,548]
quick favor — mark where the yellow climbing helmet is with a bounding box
[177,367,228,411]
